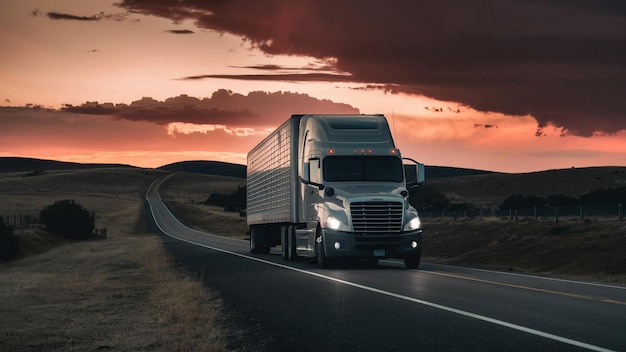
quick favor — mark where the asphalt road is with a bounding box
[146,175,626,352]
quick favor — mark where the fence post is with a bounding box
[534,207,537,221]
[555,206,559,222]
[620,204,623,222]
[580,205,584,222]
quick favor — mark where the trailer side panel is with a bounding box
[247,117,299,225]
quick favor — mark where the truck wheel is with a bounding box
[404,253,421,269]
[287,225,298,262]
[281,226,288,260]
[315,229,331,269]
[250,227,270,254]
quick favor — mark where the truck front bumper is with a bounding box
[321,228,422,260]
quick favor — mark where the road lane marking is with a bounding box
[424,270,626,306]
[146,197,616,352]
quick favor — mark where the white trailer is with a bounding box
[247,114,424,269]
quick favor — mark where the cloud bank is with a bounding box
[117,0,626,137]
[61,89,359,128]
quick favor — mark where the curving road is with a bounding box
[146,175,626,352]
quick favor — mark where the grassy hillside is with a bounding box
[0,167,230,351]
[427,166,626,207]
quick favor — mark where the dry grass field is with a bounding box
[1,166,624,351]
[422,218,626,284]
[0,168,230,351]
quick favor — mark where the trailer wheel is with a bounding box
[281,226,288,260]
[250,227,270,254]
[315,228,331,269]
[287,225,298,262]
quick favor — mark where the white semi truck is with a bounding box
[246,114,425,269]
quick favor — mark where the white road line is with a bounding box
[425,262,626,290]
[146,196,616,352]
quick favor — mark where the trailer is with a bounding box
[247,114,424,269]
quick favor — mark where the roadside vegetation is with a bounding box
[0,168,230,351]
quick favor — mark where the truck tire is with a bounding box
[250,227,270,254]
[287,225,298,262]
[404,253,421,269]
[315,228,331,269]
[281,226,288,260]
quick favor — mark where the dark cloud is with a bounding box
[62,103,120,115]
[165,29,194,34]
[47,12,101,21]
[43,10,129,22]
[116,0,626,137]
[474,124,497,129]
[230,62,339,73]
[60,90,359,127]
[182,73,353,82]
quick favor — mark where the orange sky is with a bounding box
[1,0,625,173]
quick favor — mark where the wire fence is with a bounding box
[1,214,40,229]
[421,203,625,222]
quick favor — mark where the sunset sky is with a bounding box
[1,0,625,173]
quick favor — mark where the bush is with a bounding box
[499,194,544,210]
[205,186,246,213]
[580,187,626,205]
[409,184,450,212]
[40,199,95,239]
[0,218,19,261]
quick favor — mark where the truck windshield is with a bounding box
[324,156,403,182]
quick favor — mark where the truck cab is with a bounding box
[296,114,424,268]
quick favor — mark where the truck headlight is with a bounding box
[405,216,421,231]
[326,216,343,230]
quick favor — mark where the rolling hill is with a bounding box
[1,157,497,180]
[157,160,246,178]
[0,157,134,173]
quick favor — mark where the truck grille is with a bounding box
[350,202,403,233]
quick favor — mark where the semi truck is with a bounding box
[246,114,425,269]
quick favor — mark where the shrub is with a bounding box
[40,199,95,239]
[409,184,450,212]
[580,187,626,205]
[499,194,544,210]
[205,186,246,213]
[0,218,19,261]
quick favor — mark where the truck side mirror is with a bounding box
[417,163,425,184]
[404,162,425,186]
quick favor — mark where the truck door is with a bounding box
[303,157,323,249]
